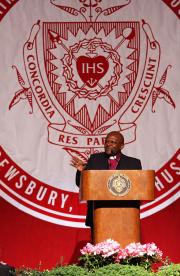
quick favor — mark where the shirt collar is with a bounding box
[109,152,121,160]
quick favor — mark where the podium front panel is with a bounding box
[80,170,154,201]
[94,204,140,248]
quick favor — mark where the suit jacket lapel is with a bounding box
[116,153,126,169]
[101,154,109,169]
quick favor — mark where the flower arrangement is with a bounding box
[79,239,163,271]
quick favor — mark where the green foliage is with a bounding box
[15,263,180,276]
[157,264,180,276]
[79,252,115,271]
[79,251,162,272]
[119,254,160,271]
[16,265,88,276]
[15,267,45,276]
[90,264,153,276]
[43,265,88,276]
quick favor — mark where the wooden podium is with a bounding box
[80,170,155,247]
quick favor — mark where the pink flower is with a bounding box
[125,242,145,257]
[115,248,128,262]
[93,239,120,257]
[142,243,163,258]
[80,240,163,263]
[80,239,120,258]
[80,242,95,255]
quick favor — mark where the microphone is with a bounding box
[111,148,117,155]
[109,149,117,158]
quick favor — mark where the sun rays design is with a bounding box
[43,22,139,133]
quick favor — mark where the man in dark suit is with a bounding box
[71,131,142,230]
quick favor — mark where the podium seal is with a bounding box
[107,173,131,197]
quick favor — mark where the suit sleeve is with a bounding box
[75,155,95,187]
[136,159,142,170]
[75,170,81,187]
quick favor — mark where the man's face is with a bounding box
[104,133,124,155]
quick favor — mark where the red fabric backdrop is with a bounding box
[0,197,179,269]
